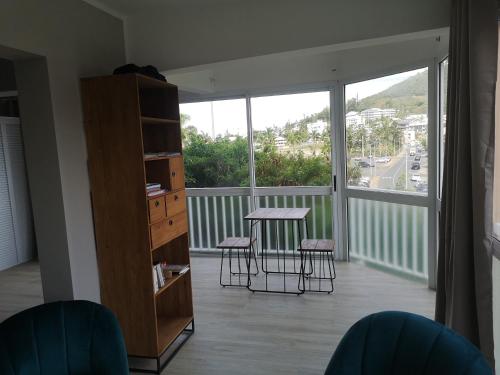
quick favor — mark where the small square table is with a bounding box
[244,208,310,294]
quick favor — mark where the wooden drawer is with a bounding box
[166,190,186,218]
[150,211,188,249]
[148,196,166,224]
[168,156,185,192]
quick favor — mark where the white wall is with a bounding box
[0,0,125,302]
[126,0,450,70]
[493,256,500,373]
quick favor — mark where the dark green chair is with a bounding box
[325,311,492,375]
[0,300,128,375]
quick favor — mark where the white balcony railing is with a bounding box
[348,198,428,279]
[186,187,428,281]
[186,187,333,252]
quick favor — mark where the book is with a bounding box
[152,268,159,293]
[148,189,167,197]
[161,264,190,276]
[154,264,165,288]
[146,183,161,190]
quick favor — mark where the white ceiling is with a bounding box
[166,28,449,100]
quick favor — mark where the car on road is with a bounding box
[414,155,421,162]
[358,160,374,168]
[376,156,391,163]
[416,182,428,193]
[411,162,420,170]
[410,174,421,182]
[409,147,416,156]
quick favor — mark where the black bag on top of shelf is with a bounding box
[113,64,166,82]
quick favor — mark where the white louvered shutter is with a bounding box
[0,120,17,270]
[2,120,35,264]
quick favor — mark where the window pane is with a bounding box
[180,99,249,188]
[251,92,331,187]
[345,68,429,194]
[439,58,448,195]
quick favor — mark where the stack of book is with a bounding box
[152,262,190,293]
[162,263,190,276]
[146,183,166,197]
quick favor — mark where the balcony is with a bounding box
[179,66,440,287]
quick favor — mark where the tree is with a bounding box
[346,163,362,185]
[346,98,360,112]
[180,105,333,188]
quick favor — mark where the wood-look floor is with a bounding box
[165,256,435,375]
[0,261,43,322]
[0,257,435,374]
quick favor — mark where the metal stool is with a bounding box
[298,239,336,293]
[217,236,259,288]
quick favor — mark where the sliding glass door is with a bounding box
[339,66,437,284]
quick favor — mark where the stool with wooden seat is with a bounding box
[217,234,259,288]
[298,239,336,293]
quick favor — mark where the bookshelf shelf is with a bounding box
[155,270,190,298]
[141,116,179,126]
[147,191,169,199]
[144,155,179,162]
[157,316,194,354]
[81,74,193,370]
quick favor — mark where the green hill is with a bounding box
[347,71,428,116]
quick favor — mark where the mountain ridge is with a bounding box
[347,71,428,115]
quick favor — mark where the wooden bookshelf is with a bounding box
[80,74,194,366]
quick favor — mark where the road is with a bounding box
[357,149,428,192]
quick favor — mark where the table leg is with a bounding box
[297,219,305,294]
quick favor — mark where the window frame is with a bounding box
[179,59,439,274]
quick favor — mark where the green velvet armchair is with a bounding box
[0,300,128,375]
[325,311,492,375]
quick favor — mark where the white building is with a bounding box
[275,136,286,148]
[360,108,397,122]
[345,111,365,127]
[404,130,416,144]
[402,114,428,132]
[308,120,327,133]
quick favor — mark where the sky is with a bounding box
[180,68,427,138]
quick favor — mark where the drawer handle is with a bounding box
[172,171,176,177]
[174,195,179,201]
[169,220,173,225]
[154,200,160,207]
